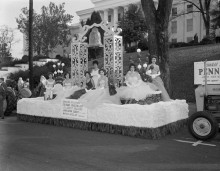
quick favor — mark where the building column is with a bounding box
[103,9,108,22]
[113,7,118,29]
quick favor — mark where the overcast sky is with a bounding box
[0,0,94,58]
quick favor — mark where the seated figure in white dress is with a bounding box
[79,69,121,109]
[117,63,161,101]
[90,60,100,88]
[146,56,171,101]
[63,73,73,89]
[45,73,55,100]
[53,73,79,101]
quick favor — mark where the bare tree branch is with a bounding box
[182,0,202,11]
[169,10,202,21]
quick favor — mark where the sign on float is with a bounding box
[194,60,220,85]
[61,99,88,120]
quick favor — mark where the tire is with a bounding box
[188,111,218,140]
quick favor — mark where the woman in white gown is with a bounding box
[79,69,121,109]
[45,73,55,99]
[53,73,79,100]
[146,57,171,101]
[17,77,24,91]
[117,64,160,101]
[90,60,100,88]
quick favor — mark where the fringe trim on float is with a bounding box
[17,114,188,139]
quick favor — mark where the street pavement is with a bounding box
[0,105,220,171]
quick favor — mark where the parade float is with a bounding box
[17,22,188,139]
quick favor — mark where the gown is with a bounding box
[68,79,94,99]
[148,64,171,101]
[45,80,55,99]
[117,71,161,101]
[53,82,79,101]
[91,69,100,88]
[79,79,121,109]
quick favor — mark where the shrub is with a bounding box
[138,39,148,51]
[199,37,213,45]
[125,46,136,53]
[169,42,188,48]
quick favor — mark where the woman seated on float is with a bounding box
[51,73,79,101]
[146,56,171,101]
[68,71,95,99]
[117,63,160,101]
[17,77,24,92]
[35,75,47,97]
[63,73,74,89]
[78,69,121,109]
[90,60,100,88]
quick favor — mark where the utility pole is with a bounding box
[29,0,33,91]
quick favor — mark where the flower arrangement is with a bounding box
[53,62,65,84]
[53,62,65,78]
[136,49,152,82]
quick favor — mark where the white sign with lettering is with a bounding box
[62,99,88,120]
[194,60,220,85]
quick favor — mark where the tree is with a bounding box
[90,11,102,25]
[141,0,173,94]
[211,0,220,27]
[16,2,73,56]
[0,25,15,58]
[16,7,42,55]
[118,4,147,49]
[80,20,85,27]
[172,0,213,37]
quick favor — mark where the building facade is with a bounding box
[22,0,218,57]
[77,0,217,43]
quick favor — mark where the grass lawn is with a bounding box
[89,44,220,102]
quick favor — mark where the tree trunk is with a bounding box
[141,0,173,95]
[205,10,210,37]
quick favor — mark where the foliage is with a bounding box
[90,11,102,25]
[80,20,85,27]
[211,1,220,27]
[118,4,147,48]
[21,55,29,63]
[0,25,15,58]
[16,2,73,56]
[138,38,148,51]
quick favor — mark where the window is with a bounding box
[172,7,177,16]
[118,13,121,21]
[187,18,193,32]
[171,21,177,34]
[187,4,193,13]
[108,15,111,22]
[187,37,193,43]
[172,38,177,43]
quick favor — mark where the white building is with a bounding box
[22,0,218,57]
[14,64,29,71]
[75,0,218,43]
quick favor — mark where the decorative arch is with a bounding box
[71,21,123,86]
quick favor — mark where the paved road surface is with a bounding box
[0,115,220,171]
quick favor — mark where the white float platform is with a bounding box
[17,98,189,139]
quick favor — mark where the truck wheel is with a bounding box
[188,111,218,140]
